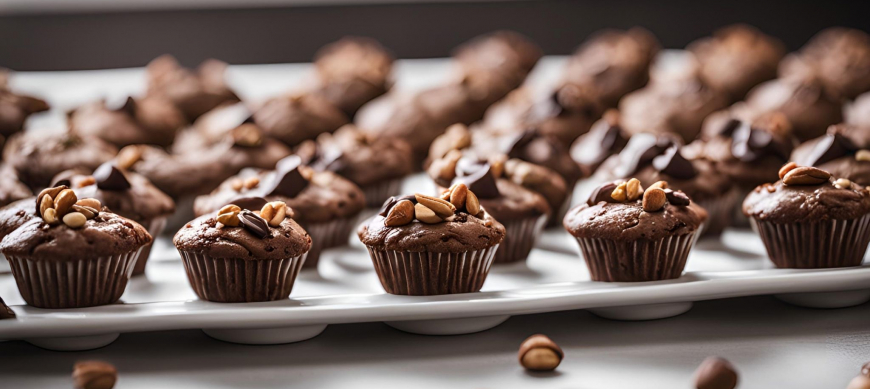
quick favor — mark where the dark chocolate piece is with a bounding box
[238,209,271,238]
[378,194,417,217]
[664,189,691,206]
[228,196,268,212]
[93,162,131,191]
[261,156,310,198]
[652,146,697,179]
[716,118,743,138]
[105,95,137,117]
[731,125,793,163]
[451,161,500,199]
[0,296,14,320]
[806,132,858,166]
[614,133,676,178]
[586,182,619,206]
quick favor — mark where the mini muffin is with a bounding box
[68,95,187,148]
[429,153,550,263]
[791,124,870,186]
[358,188,505,295]
[0,69,49,138]
[741,76,843,142]
[193,155,364,268]
[0,164,31,207]
[687,24,785,101]
[296,124,413,207]
[453,30,542,90]
[253,93,349,147]
[779,27,870,100]
[4,131,118,191]
[0,186,152,308]
[570,110,630,175]
[311,37,394,118]
[564,179,708,282]
[744,164,870,268]
[146,55,240,121]
[175,200,311,302]
[560,28,660,108]
[53,162,175,275]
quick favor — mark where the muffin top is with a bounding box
[0,187,152,260]
[0,198,36,241]
[742,76,843,142]
[4,131,118,191]
[791,125,870,186]
[174,200,311,260]
[564,179,708,241]
[311,37,394,116]
[146,55,240,120]
[53,162,175,223]
[744,164,870,223]
[193,155,365,223]
[0,164,32,207]
[296,124,413,187]
[453,30,542,79]
[356,92,443,156]
[779,27,870,100]
[253,94,349,147]
[69,95,186,148]
[0,69,50,138]
[358,185,506,253]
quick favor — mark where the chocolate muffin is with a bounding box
[311,37,394,118]
[428,153,550,264]
[570,110,630,175]
[560,28,660,108]
[0,164,31,208]
[146,55,240,121]
[0,69,49,138]
[846,91,870,128]
[790,124,870,186]
[687,24,785,101]
[175,200,311,302]
[4,130,118,191]
[358,188,506,295]
[744,164,870,268]
[193,155,364,269]
[742,76,843,142]
[253,93,349,147]
[453,30,542,90]
[69,95,186,148]
[779,27,870,100]
[296,124,413,207]
[1,186,152,308]
[564,179,708,282]
[53,162,175,276]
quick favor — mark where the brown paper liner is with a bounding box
[362,178,404,208]
[750,215,870,268]
[132,216,168,276]
[365,244,500,295]
[6,249,142,308]
[300,217,357,269]
[494,215,547,264]
[178,251,307,302]
[696,188,740,237]
[574,231,700,282]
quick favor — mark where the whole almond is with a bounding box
[466,190,481,215]
[415,193,455,218]
[217,212,240,227]
[72,360,117,389]
[626,178,643,201]
[642,188,667,212]
[54,189,78,216]
[385,200,415,226]
[414,203,443,224]
[611,182,628,202]
[782,166,831,186]
[116,144,142,170]
[648,180,668,190]
[778,162,798,180]
[244,176,260,190]
[39,194,54,217]
[449,183,469,210]
[76,198,102,210]
[219,204,242,215]
[63,212,87,228]
[43,208,60,225]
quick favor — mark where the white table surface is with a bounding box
[2,57,869,388]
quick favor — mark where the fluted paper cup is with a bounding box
[132,216,168,276]
[750,215,870,269]
[178,251,308,302]
[6,248,142,308]
[574,231,701,282]
[362,178,404,208]
[494,215,547,264]
[365,244,500,295]
[696,188,740,237]
[299,217,357,269]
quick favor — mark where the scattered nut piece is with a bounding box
[230,179,244,192]
[35,186,67,210]
[449,183,469,210]
[835,178,852,189]
[53,189,78,217]
[39,194,54,217]
[385,200,415,226]
[219,204,242,215]
[73,360,117,389]
[466,190,481,215]
[77,176,97,188]
[415,193,456,218]
[518,334,563,372]
[625,178,644,201]
[43,208,60,225]
[778,161,798,180]
[648,181,668,190]
[694,356,738,389]
[260,201,287,227]
[856,150,870,162]
[642,188,667,212]
[116,145,142,170]
[414,203,443,224]
[244,177,260,190]
[216,209,241,227]
[782,166,832,186]
[76,198,102,210]
[63,212,87,228]
[611,181,628,202]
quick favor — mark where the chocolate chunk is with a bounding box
[805,132,858,166]
[614,133,674,178]
[238,210,271,239]
[227,196,268,212]
[652,146,697,179]
[716,118,743,138]
[261,156,310,198]
[0,296,15,320]
[93,162,131,191]
[664,189,691,206]
[51,178,72,188]
[586,182,619,206]
[105,95,137,117]
[452,161,500,199]
[316,146,347,173]
[378,194,417,216]
[572,122,628,167]
[731,125,793,163]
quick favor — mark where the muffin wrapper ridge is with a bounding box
[178,251,308,303]
[301,217,357,269]
[494,215,547,264]
[6,248,143,308]
[750,215,870,269]
[574,230,701,282]
[132,216,168,276]
[362,178,404,208]
[696,188,740,237]
[366,244,500,295]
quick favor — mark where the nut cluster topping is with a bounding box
[72,360,117,389]
[587,179,690,212]
[35,186,102,229]
[518,334,563,372]
[216,201,293,237]
[778,163,832,186]
[379,184,487,227]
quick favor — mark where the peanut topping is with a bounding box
[642,188,667,212]
[35,186,101,226]
[378,186,491,227]
[781,165,832,186]
[260,201,290,227]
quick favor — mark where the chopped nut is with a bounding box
[642,188,667,212]
[466,190,481,215]
[385,200,415,226]
[611,181,628,202]
[116,145,142,170]
[219,204,242,215]
[778,162,798,180]
[518,334,563,371]
[54,189,78,217]
[415,193,455,218]
[76,198,102,210]
[43,208,60,225]
[835,178,852,189]
[72,360,117,389]
[625,178,643,201]
[243,177,260,190]
[782,166,831,186]
[217,212,240,227]
[449,183,468,210]
[648,181,668,190]
[62,212,87,228]
[260,201,287,227]
[414,203,443,224]
[857,150,870,162]
[39,194,54,217]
